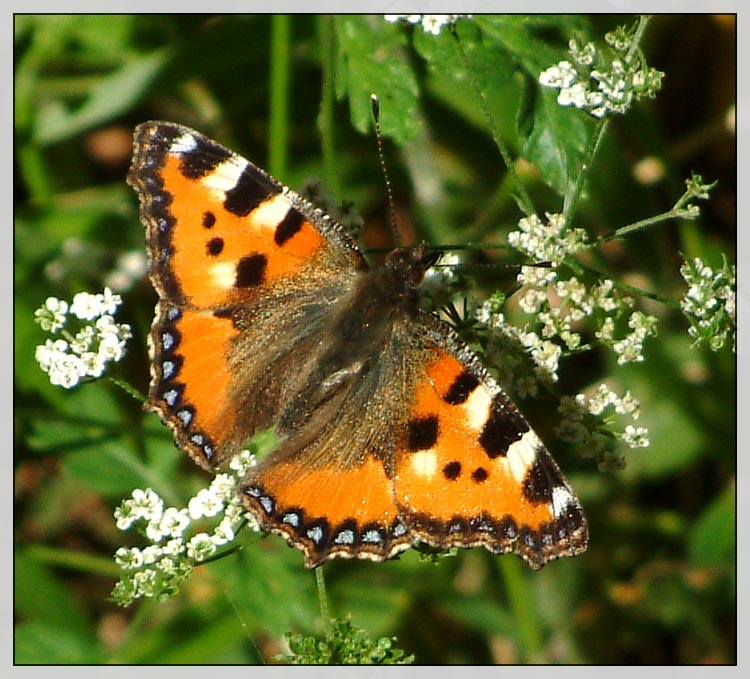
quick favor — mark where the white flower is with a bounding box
[79,351,107,378]
[48,353,85,388]
[130,488,164,523]
[539,61,578,88]
[539,24,663,118]
[622,425,649,448]
[114,547,144,570]
[35,288,131,388]
[141,545,163,564]
[209,473,237,500]
[70,291,105,320]
[159,507,191,538]
[213,516,236,545]
[162,538,186,557]
[517,264,557,288]
[229,449,257,475]
[188,488,224,520]
[385,14,469,35]
[34,297,68,332]
[558,82,589,108]
[187,533,216,561]
[35,339,69,371]
[105,250,148,292]
[569,38,596,66]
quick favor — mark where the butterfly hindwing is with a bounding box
[392,313,588,569]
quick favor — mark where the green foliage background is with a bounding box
[14,14,735,664]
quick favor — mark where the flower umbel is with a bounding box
[385,14,471,36]
[34,288,131,389]
[555,384,647,471]
[679,255,736,352]
[539,21,664,118]
[111,449,258,606]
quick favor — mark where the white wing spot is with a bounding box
[209,261,237,288]
[251,193,293,230]
[171,132,198,153]
[505,430,541,482]
[462,384,494,432]
[410,450,438,478]
[552,485,575,518]
[201,156,248,193]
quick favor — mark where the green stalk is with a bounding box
[317,15,340,195]
[498,557,545,662]
[563,14,653,227]
[26,544,121,577]
[315,566,332,634]
[268,15,291,179]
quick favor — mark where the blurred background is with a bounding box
[14,15,735,664]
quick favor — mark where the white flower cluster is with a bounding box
[385,14,470,36]
[507,213,588,265]
[474,293,562,396]
[539,30,664,118]
[505,213,657,370]
[679,256,736,352]
[112,450,258,606]
[34,288,132,388]
[556,383,648,471]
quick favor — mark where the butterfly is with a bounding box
[128,121,588,569]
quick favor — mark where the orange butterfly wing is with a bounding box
[130,122,587,569]
[129,121,364,467]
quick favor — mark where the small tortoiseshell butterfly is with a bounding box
[128,121,588,569]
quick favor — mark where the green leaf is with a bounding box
[15,621,104,664]
[62,440,153,497]
[282,619,414,664]
[14,550,94,639]
[334,16,420,143]
[207,541,318,638]
[437,593,516,636]
[688,481,736,568]
[35,48,171,145]
[415,21,518,138]
[473,15,593,193]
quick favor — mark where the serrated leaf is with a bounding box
[471,15,592,193]
[207,543,318,637]
[414,21,518,137]
[334,16,420,143]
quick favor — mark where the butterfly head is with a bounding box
[384,243,441,285]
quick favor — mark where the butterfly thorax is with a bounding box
[276,246,431,440]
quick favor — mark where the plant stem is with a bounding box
[317,15,340,196]
[562,117,608,226]
[108,376,145,402]
[563,14,653,228]
[315,566,331,634]
[268,15,291,179]
[595,186,702,246]
[26,544,122,576]
[498,557,544,662]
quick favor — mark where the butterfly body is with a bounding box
[129,121,588,569]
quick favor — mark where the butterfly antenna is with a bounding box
[371,94,401,247]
